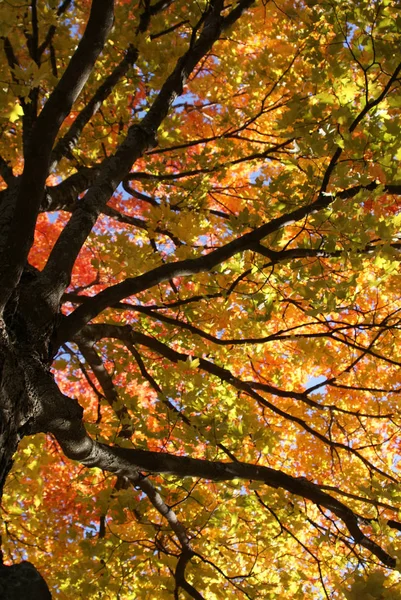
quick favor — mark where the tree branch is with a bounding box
[50,0,175,169]
[20,344,394,568]
[76,323,396,483]
[76,336,134,439]
[0,155,14,186]
[127,138,292,182]
[49,45,138,170]
[57,170,401,343]
[39,0,256,304]
[53,190,357,342]
[175,550,205,600]
[35,388,395,568]
[0,0,114,312]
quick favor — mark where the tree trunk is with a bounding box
[0,267,57,598]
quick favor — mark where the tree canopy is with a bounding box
[1,0,401,597]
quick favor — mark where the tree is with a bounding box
[1,0,401,597]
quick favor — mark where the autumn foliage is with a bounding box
[2,0,401,598]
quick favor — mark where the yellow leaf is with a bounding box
[8,103,23,123]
